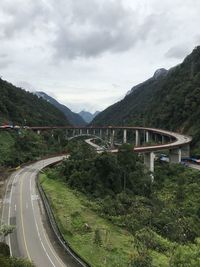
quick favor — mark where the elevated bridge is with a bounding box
[1,125,192,172]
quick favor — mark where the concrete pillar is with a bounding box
[93,129,96,135]
[123,129,127,143]
[162,135,165,144]
[169,148,181,163]
[145,131,149,143]
[106,128,109,140]
[87,129,89,135]
[80,129,82,135]
[135,130,140,146]
[144,152,155,172]
[72,129,75,137]
[37,130,40,135]
[99,129,102,138]
[154,134,158,143]
[181,144,190,158]
[110,130,115,147]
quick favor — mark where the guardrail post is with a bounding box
[169,148,181,163]
[123,129,127,143]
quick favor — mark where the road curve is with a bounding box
[28,126,192,153]
[1,156,80,267]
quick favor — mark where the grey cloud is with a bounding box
[52,0,177,60]
[0,54,12,69]
[0,0,49,38]
[52,0,145,59]
[165,45,190,59]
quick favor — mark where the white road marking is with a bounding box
[31,194,39,201]
[7,169,24,256]
[30,175,57,267]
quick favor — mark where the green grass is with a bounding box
[39,174,170,267]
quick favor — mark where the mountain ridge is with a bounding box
[36,91,86,126]
[79,110,100,123]
[92,46,200,151]
[0,78,69,126]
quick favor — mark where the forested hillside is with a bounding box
[0,78,70,126]
[92,46,200,150]
[36,91,86,126]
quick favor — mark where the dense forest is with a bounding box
[92,46,200,152]
[0,129,68,168]
[43,140,200,266]
[0,78,69,126]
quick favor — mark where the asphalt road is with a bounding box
[1,156,81,267]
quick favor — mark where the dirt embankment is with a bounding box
[0,168,11,215]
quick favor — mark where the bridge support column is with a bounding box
[169,148,181,163]
[110,130,115,147]
[87,129,89,135]
[37,130,40,135]
[106,129,109,140]
[145,131,149,143]
[135,130,140,146]
[99,129,102,138]
[72,129,75,137]
[162,135,165,144]
[80,129,82,135]
[123,129,127,143]
[144,152,155,173]
[181,144,190,158]
[93,129,96,135]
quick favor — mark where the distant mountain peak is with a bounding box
[153,68,168,80]
[126,68,168,96]
[36,91,86,126]
[79,110,100,123]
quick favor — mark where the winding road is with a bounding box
[1,156,80,267]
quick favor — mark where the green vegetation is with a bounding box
[0,129,67,167]
[0,77,69,126]
[0,225,35,267]
[92,46,200,153]
[40,141,200,266]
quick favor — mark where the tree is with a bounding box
[0,224,15,242]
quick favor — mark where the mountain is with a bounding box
[79,110,100,123]
[0,78,69,126]
[36,92,86,126]
[92,46,200,152]
[126,68,168,96]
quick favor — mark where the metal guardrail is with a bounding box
[36,173,91,267]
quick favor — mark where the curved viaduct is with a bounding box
[29,126,192,173]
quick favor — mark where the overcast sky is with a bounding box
[0,0,200,113]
